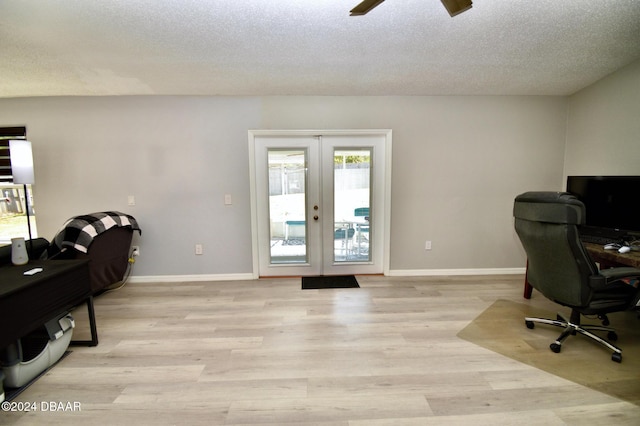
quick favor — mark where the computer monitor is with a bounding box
[566,175,640,237]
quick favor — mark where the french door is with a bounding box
[249,130,391,277]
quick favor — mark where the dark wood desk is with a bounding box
[523,243,640,299]
[0,259,98,348]
[583,242,640,269]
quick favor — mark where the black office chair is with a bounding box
[513,191,640,362]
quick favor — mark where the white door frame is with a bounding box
[248,129,392,278]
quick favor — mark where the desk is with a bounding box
[523,243,640,299]
[0,260,98,348]
[583,242,640,269]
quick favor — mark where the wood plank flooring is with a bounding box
[4,275,640,425]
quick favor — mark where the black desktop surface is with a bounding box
[0,259,90,348]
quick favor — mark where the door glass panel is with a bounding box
[268,149,308,264]
[333,148,371,262]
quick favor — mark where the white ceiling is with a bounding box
[2,0,640,98]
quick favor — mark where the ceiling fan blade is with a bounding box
[350,0,386,16]
[441,0,472,17]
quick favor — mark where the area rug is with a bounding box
[457,299,640,405]
[302,275,360,290]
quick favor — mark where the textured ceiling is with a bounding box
[1,0,640,98]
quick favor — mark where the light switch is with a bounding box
[128,195,136,206]
[224,194,232,205]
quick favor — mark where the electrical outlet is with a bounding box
[131,246,140,257]
[425,240,432,250]
[195,244,203,255]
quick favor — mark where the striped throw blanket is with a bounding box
[53,211,141,253]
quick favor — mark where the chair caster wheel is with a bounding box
[598,314,610,326]
[607,331,618,341]
[525,320,534,329]
[550,342,562,353]
[612,353,622,363]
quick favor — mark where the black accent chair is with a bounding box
[513,191,640,362]
[49,227,135,294]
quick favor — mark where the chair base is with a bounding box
[524,312,623,363]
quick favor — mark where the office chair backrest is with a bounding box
[514,192,598,307]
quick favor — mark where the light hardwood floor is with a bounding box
[3,275,640,425]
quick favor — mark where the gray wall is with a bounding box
[564,59,640,177]
[259,96,567,273]
[1,56,637,279]
[2,97,262,277]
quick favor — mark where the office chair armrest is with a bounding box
[598,267,640,287]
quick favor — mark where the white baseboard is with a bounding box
[387,267,526,277]
[127,273,255,283]
[127,268,525,283]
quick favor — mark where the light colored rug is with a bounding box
[457,299,640,405]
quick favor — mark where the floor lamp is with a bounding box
[9,140,35,255]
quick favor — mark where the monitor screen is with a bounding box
[566,176,640,234]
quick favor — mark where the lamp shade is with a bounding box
[9,140,34,184]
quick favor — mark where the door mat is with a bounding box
[302,275,360,289]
